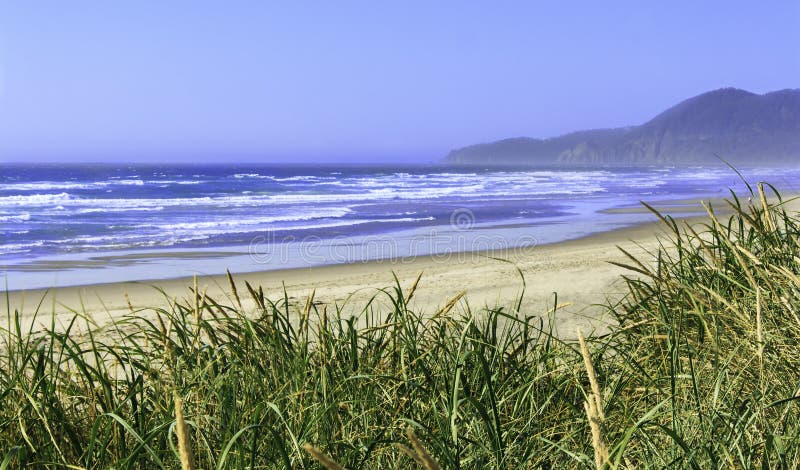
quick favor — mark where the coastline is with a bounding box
[10,189,796,335]
[4,214,696,336]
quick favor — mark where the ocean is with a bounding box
[2,164,800,289]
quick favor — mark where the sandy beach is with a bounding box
[6,166,797,341]
[11,187,797,337]
[12,188,796,338]
[4,212,697,336]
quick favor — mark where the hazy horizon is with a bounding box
[0,1,798,164]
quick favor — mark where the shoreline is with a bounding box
[4,214,694,336]
[10,189,792,336]
[1,198,705,291]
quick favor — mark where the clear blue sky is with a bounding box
[0,1,797,163]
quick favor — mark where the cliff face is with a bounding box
[447,88,800,166]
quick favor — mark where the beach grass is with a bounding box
[3,183,800,468]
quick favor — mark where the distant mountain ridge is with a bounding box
[446,88,800,166]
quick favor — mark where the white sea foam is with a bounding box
[0,193,213,210]
[173,215,435,239]
[76,206,166,214]
[0,175,614,212]
[0,182,93,191]
[233,173,269,179]
[1,171,617,210]
[0,240,44,255]
[49,215,435,248]
[0,213,31,222]
[145,180,203,185]
[272,175,336,182]
[0,179,151,191]
[0,193,72,206]
[154,207,353,231]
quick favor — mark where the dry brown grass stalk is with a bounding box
[303,443,346,470]
[399,427,441,470]
[123,290,134,313]
[193,275,199,326]
[756,287,764,369]
[435,291,466,317]
[226,269,244,311]
[758,183,775,232]
[405,271,423,305]
[578,329,609,469]
[173,392,195,470]
[301,289,316,337]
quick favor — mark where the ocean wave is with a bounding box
[623,179,668,188]
[0,182,93,191]
[0,170,624,213]
[45,215,435,249]
[145,180,203,185]
[216,217,428,238]
[188,216,437,238]
[280,170,617,193]
[0,178,612,212]
[233,173,269,179]
[0,179,151,192]
[0,212,31,222]
[0,193,73,206]
[272,175,339,182]
[0,240,44,255]
[154,207,353,231]
[0,178,212,193]
[76,206,166,214]
[0,193,212,209]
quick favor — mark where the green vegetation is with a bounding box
[3,183,800,468]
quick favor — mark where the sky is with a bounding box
[0,1,798,163]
